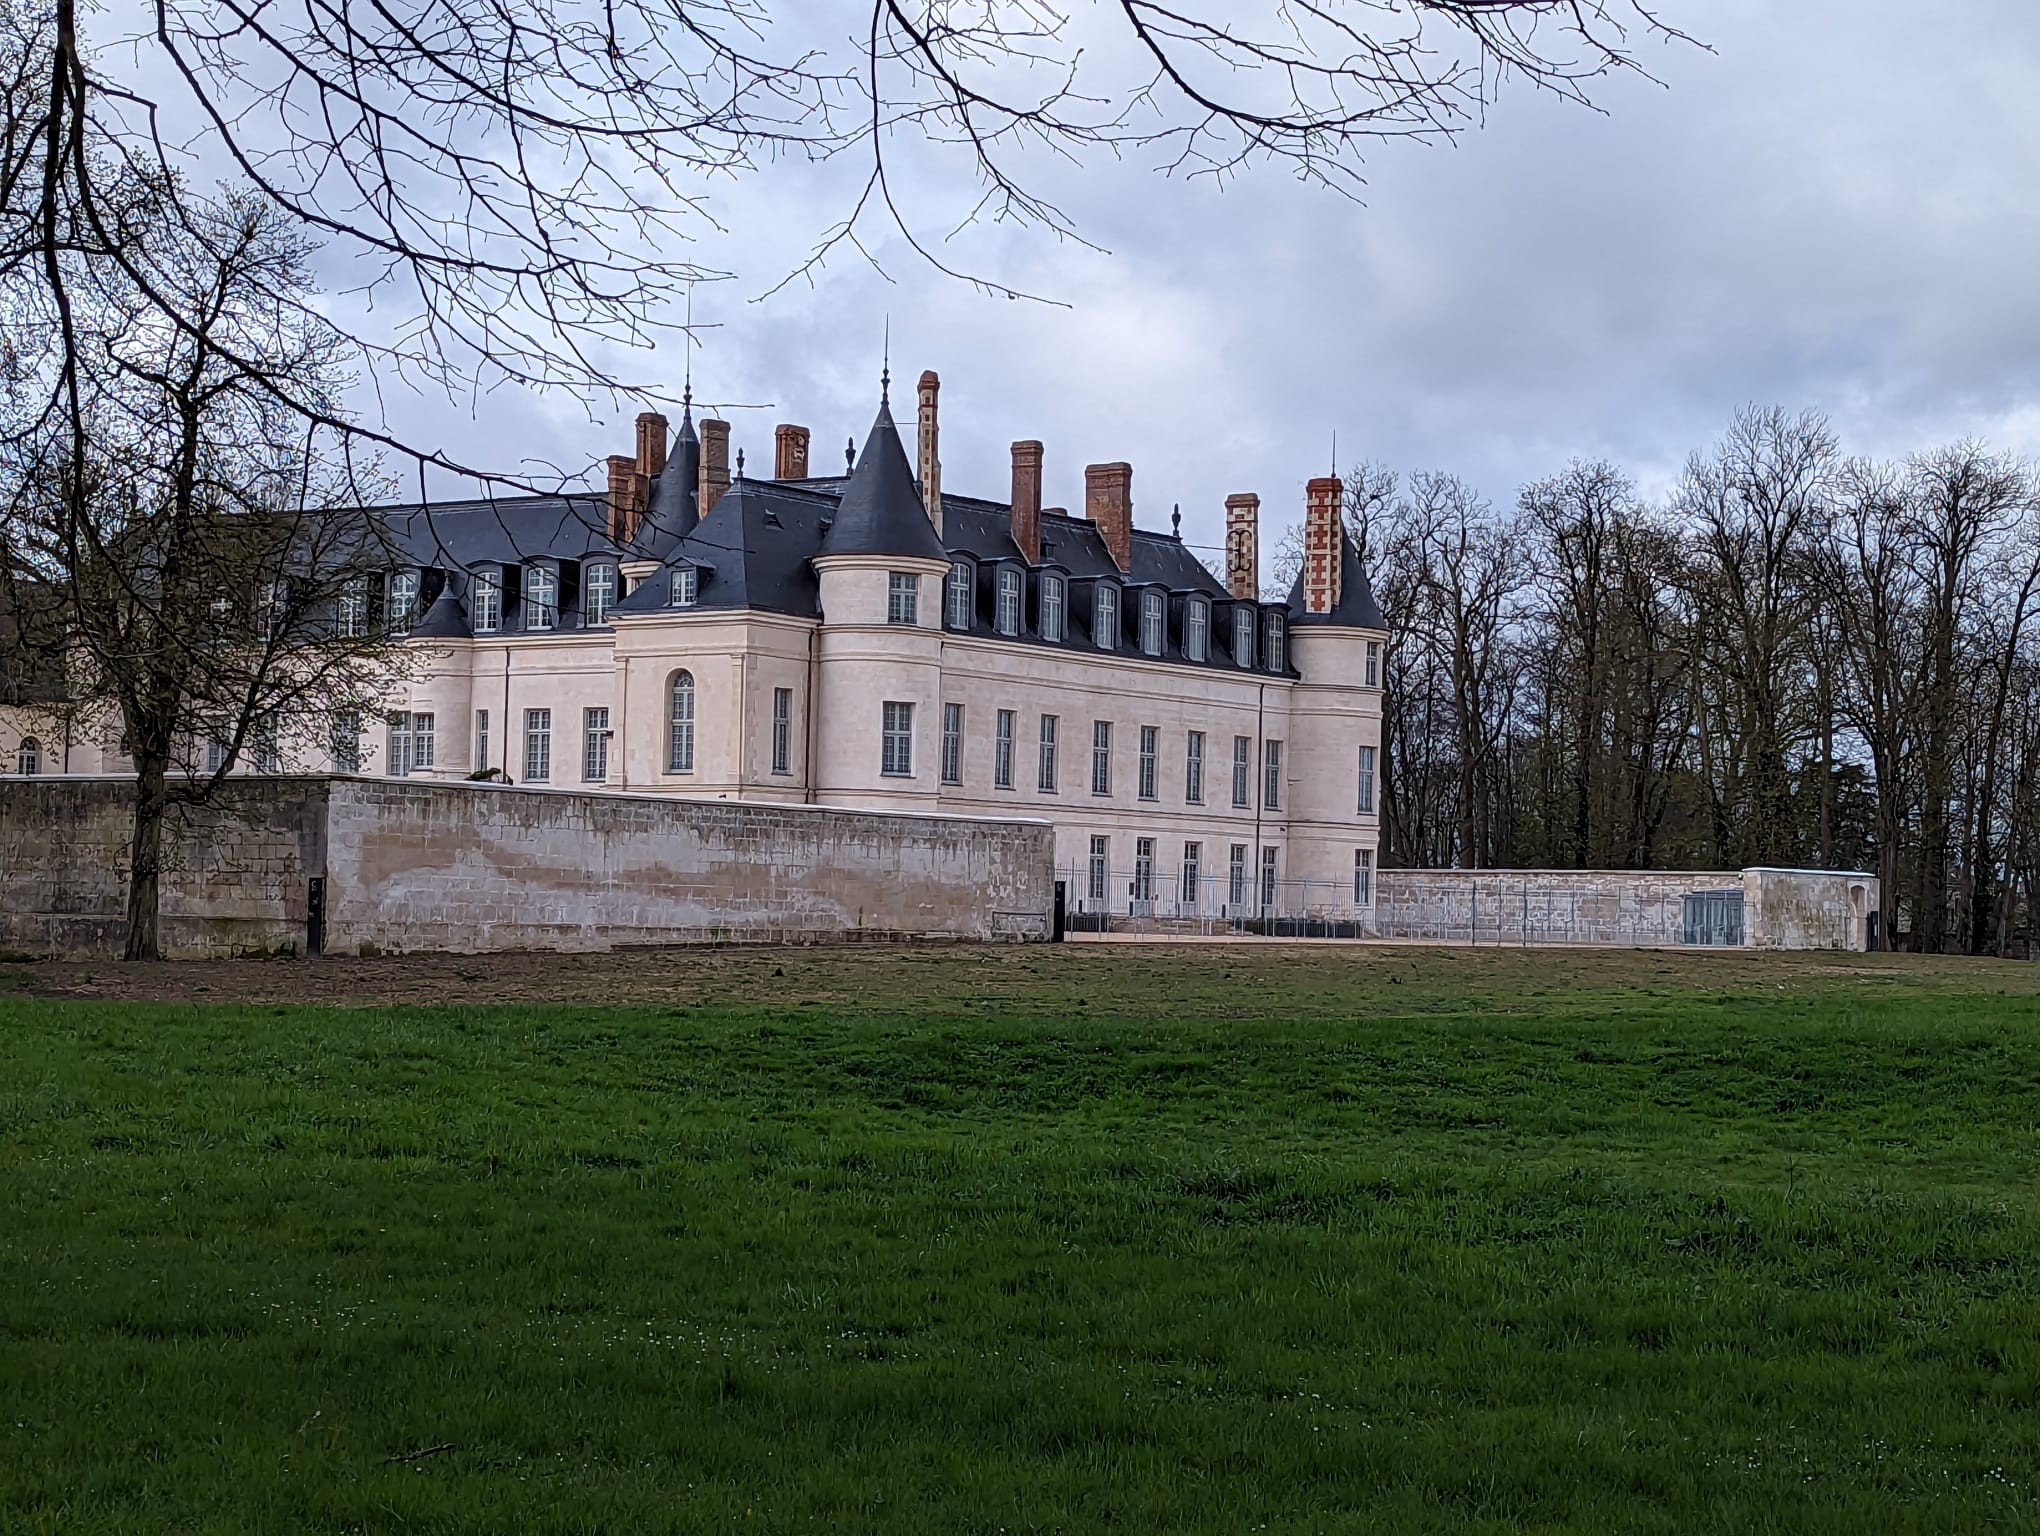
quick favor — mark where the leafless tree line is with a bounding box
[1287,407,2040,954]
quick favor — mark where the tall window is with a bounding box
[772,688,792,775]
[996,568,1022,635]
[386,711,412,776]
[524,707,552,782]
[1134,838,1155,904]
[15,737,38,775]
[947,561,973,629]
[994,709,1015,789]
[338,576,369,638]
[1232,606,1254,667]
[1091,720,1112,796]
[1138,725,1159,800]
[888,571,919,625]
[881,701,914,777]
[1353,849,1374,906]
[410,713,435,771]
[1087,835,1108,904]
[252,723,281,773]
[583,707,609,782]
[941,702,963,785]
[1260,847,1278,910]
[1181,841,1202,910]
[1095,584,1118,649]
[1038,714,1058,792]
[1264,612,1286,673]
[1185,599,1209,662]
[331,711,361,774]
[1264,739,1283,811]
[1186,731,1205,804]
[1140,590,1165,656]
[1365,640,1381,689]
[388,570,419,634]
[1228,844,1247,908]
[585,564,617,626]
[1357,744,1377,814]
[1232,735,1251,808]
[474,709,489,773]
[667,671,695,772]
[525,565,557,631]
[670,567,699,607]
[205,736,230,775]
[1040,576,1065,642]
[472,569,501,633]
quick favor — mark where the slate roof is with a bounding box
[815,397,949,562]
[1285,521,1386,630]
[410,588,472,640]
[612,477,833,619]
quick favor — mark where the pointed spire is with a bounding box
[881,315,891,402]
[817,385,948,561]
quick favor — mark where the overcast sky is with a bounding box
[369,0,2040,562]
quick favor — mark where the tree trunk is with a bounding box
[124,758,170,962]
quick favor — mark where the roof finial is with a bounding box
[683,281,695,417]
[735,447,745,480]
[1330,428,1337,478]
[881,315,891,402]
[846,436,856,472]
[1172,503,1181,538]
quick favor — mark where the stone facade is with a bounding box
[0,777,1054,959]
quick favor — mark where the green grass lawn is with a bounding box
[2,946,2039,1533]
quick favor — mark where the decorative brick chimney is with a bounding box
[634,412,668,478]
[1225,493,1260,600]
[607,454,648,543]
[1010,440,1043,564]
[1085,463,1133,572]
[917,370,942,535]
[698,418,731,517]
[774,424,810,480]
[1303,477,1343,615]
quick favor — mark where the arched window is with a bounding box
[667,670,695,772]
[16,737,39,775]
[585,563,617,625]
[388,570,419,634]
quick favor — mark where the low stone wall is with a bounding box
[0,777,1054,959]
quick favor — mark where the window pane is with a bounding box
[1042,577,1064,642]
[524,708,551,781]
[1358,744,1376,814]
[881,701,914,776]
[472,570,501,632]
[1186,731,1204,804]
[1091,720,1111,796]
[1141,591,1164,656]
[1138,724,1158,800]
[948,562,973,628]
[583,707,609,781]
[526,566,557,630]
[888,572,919,625]
[1096,586,1117,649]
[586,565,616,626]
[1038,715,1058,792]
[1264,740,1283,810]
[941,701,963,785]
[1186,601,1207,662]
[1232,735,1251,807]
[772,688,792,774]
[668,672,695,772]
[1233,607,1253,667]
[997,569,1021,635]
[994,709,1015,789]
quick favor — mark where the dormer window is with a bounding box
[946,560,973,630]
[887,571,919,625]
[1040,575,1065,643]
[1185,598,1209,662]
[585,563,617,626]
[1232,605,1254,668]
[524,564,558,631]
[338,576,369,638]
[670,566,699,607]
[472,568,501,633]
[388,570,419,634]
[1264,611,1286,672]
[1095,583,1118,650]
[996,568,1022,635]
[1140,590,1165,657]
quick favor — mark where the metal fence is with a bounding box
[1057,866,1373,938]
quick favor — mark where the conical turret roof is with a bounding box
[816,393,948,561]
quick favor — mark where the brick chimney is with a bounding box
[917,370,942,536]
[1086,462,1133,572]
[1224,493,1260,600]
[607,454,648,543]
[698,418,731,517]
[635,411,668,478]
[1010,440,1043,564]
[1303,477,1343,615]
[774,424,810,480]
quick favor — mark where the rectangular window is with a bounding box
[1185,730,1205,805]
[474,709,489,773]
[941,701,963,785]
[410,712,435,771]
[667,673,695,773]
[1260,847,1278,910]
[585,564,616,626]
[525,565,557,631]
[888,571,919,625]
[583,707,609,782]
[996,569,1022,635]
[1095,585,1118,649]
[1229,844,1247,908]
[1140,591,1165,656]
[671,567,699,607]
[388,571,419,635]
[251,720,279,775]
[1365,640,1381,689]
[994,709,1015,789]
[1134,838,1155,905]
[1038,714,1058,792]
[385,711,411,777]
[1138,724,1158,801]
[1185,600,1208,663]
[1041,577,1065,642]
[881,701,914,777]
[205,736,230,775]
[1087,835,1108,905]
[1264,739,1283,811]
[1181,841,1202,909]
[1354,848,1374,906]
[472,570,501,633]
[338,577,369,638]
[1357,744,1376,815]
[772,688,792,775]
[332,710,361,774]
[1232,735,1251,808]
[1233,606,1254,668]
[1091,720,1112,796]
[1265,612,1285,673]
[947,561,973,629]
[524,707,552,782]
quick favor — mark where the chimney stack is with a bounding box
[1303,477,1343,615]
[917,370,942,535]
[774,424,810,480]
[1010,441,1043,564]
[1224,493,1260,600]
[698,418,731,517]
[635,412,668,478]
[607,454,648,543]
[1086,462,1133,572]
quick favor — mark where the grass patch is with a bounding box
[2,948,2038,1531]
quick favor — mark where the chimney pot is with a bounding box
[1085,462,1134,573]
[1224,493,1260,601]
[1010,440,1043,564]
[774,424,811,480]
